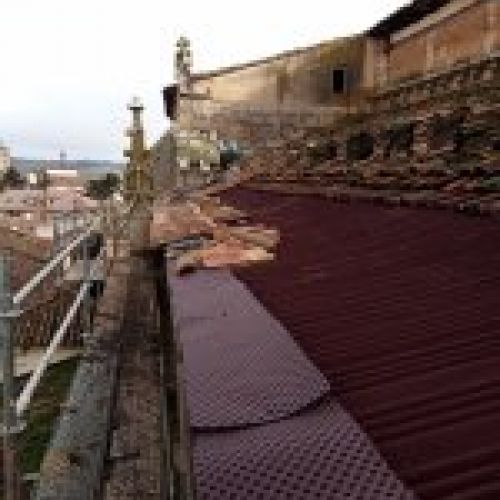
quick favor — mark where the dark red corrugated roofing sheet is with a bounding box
[221,187,500,500]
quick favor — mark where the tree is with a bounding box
[1,165,25,190]
[220,148,241,170]
[85,172,121,200]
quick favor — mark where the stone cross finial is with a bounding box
[175,36,193,91]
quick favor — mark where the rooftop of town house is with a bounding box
[0,188,98,212]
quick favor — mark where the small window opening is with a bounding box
[332,68,347,94]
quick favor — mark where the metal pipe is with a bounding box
[82,235,91,332]
[59,212,67,247]
[1,252,21,500]
[53,214,64,282]
[52,214,61,257]
[112,210,118,259]
[16,281,89,417]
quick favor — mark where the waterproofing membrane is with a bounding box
[193,398,416,500]
[169,268,330,429]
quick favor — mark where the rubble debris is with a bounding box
[175,238,274,274]
[152,195,280,275]
[223,225,279,250]
[175,250,203,276]
[150,202,214,246]
[193,197,247,224]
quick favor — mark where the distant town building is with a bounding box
[0,186,97,240]
[26,168,83,191]
[1,185,94,216]
[0,187,97,215]
[46,169,83,190]
[0,140,11,175]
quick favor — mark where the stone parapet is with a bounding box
[35,263,130,500]
[370,51,500,119]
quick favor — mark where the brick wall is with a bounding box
[386,0,494,85]
[432,2,488,69]
[489,0,500,50]
[389,33,428,82]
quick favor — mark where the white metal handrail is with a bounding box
[15,246,105,417]
[16,281,90,417]
[15,230,109,414]
[0,208,128,500]
[13,227,93,306]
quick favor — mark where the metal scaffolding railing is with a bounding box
[0,208,130,500]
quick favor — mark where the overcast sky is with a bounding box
[0,0,407,162]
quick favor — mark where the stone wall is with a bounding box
[150,131,177,193]
[241,52,500,206]
[184,100,346,145]
[192,37,367,109]
[180,37,368,145]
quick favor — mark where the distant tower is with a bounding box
[59,150,67,169]
[124,97,151,202]
[173,37,195,188]
[175,36,193,93]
